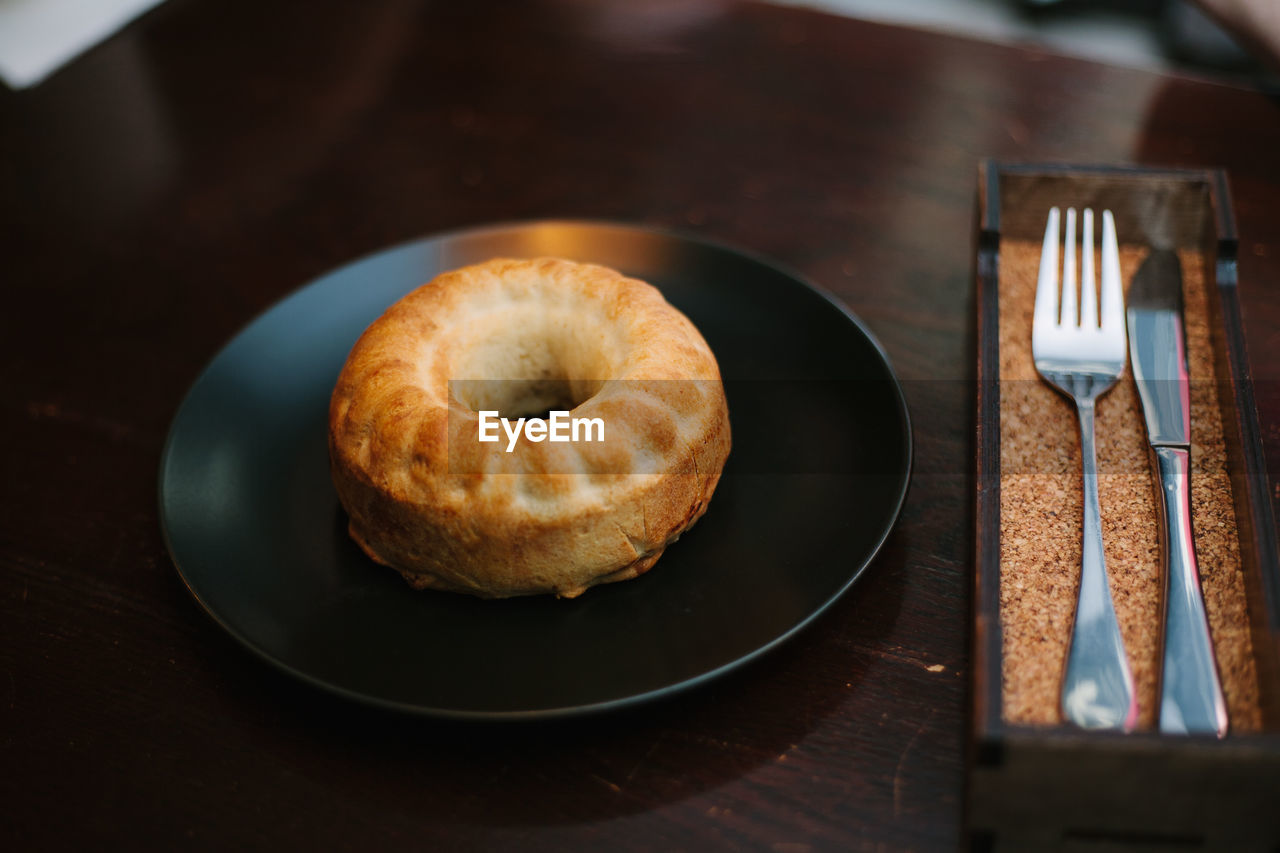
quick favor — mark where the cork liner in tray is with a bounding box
[969,163,1280,848]
[982,166,1280,733]
[998,233,1260,730]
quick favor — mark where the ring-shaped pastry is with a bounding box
[328,258,731,598]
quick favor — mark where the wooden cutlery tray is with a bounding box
[969,162,1280,849]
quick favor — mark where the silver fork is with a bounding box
[1033,207,1138,732]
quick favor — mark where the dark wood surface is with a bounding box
[3,1,1279,849]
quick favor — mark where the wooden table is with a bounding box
[4,1,1278,848]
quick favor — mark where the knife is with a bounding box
[1127,250,1228,737]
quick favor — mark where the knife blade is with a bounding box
[1127,249,1228,737]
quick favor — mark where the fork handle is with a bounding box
[1153,446,1228,736]
[1061,399,1138,731]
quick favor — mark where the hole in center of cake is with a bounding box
[451,325,606,418]
[456,377,600,419]
[499,378,580,419]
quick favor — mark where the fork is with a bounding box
[1033,207,1139,732]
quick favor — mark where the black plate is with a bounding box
[159,221,912,719]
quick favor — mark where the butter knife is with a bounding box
[1127,250,1228,737]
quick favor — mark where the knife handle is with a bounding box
[1153,446,1228,737]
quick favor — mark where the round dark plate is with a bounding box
[159,221,912,719]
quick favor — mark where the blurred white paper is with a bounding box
[0,0,166,88]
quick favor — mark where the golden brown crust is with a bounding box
[328,257,731,598]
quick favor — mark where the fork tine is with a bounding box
[1062,208,1078,327]
[1100,210,1122,331]
[1081,208,1097,329]
[1035,207,1060,332]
